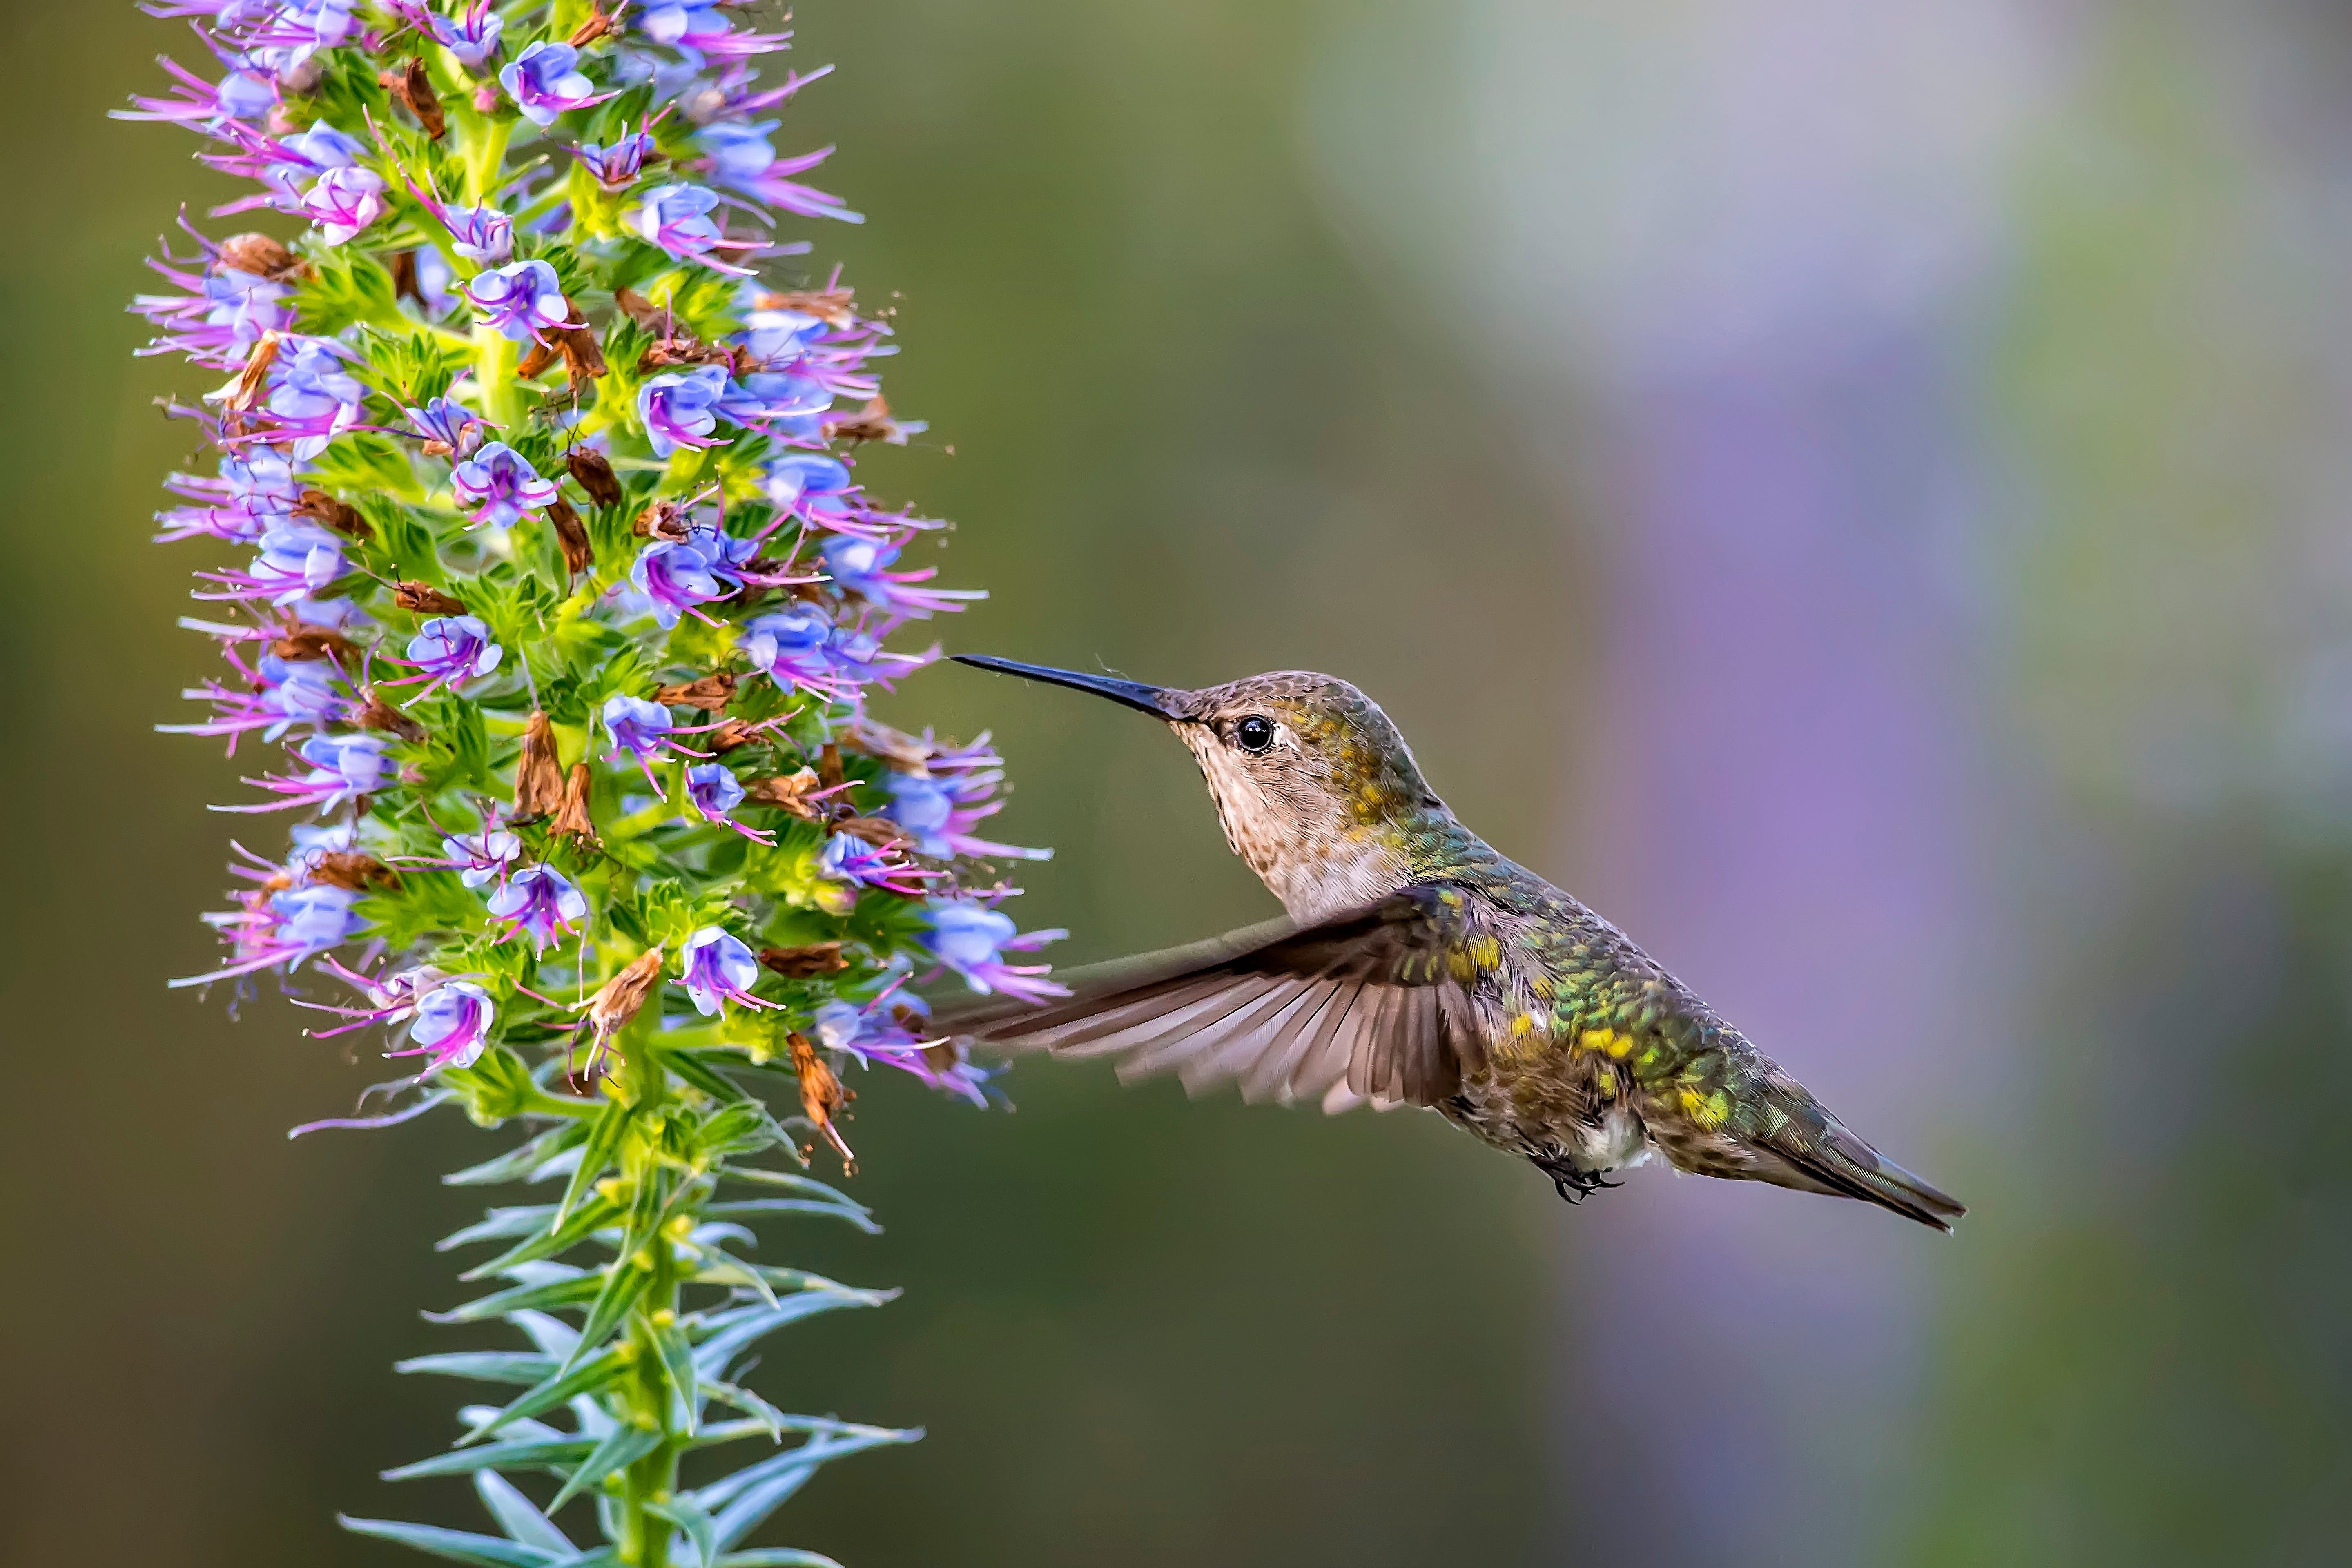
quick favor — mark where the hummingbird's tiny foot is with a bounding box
[1536,1156,1621,1205]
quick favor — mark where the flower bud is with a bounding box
[271,622,361,664]
[760,942,847,978]
[393,580,467,615]
[379,58,446,140]
[217,232,301,281]
[551,763,597,843]
[547,496,594,575]
[294,488,370,541]
[357,690,426,742]
[308,850,399,891]
[653,671,735,713]
[744,768,824,820]
[584,948,666,1076]
[788,1030,856,1171]
[512,710,566,819]
[566,447,623,508]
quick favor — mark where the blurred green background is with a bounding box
[4,2,2348,1564]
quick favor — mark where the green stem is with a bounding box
[616,1027,680,1568]
[476,324,523,430]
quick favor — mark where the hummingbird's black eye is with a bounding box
[1234,715,1276,754]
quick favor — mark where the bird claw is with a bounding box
[1540,1160,1621,1205]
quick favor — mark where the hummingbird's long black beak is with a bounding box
[951,655,1182,719]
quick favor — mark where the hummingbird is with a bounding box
[944,655,1966,1233]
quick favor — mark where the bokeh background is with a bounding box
[5,1,2350,1563]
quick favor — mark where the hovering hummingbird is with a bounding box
[945,656,1966,1232]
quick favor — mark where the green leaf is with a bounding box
[698,1379,793,1443]
[661,1047,752,1105]
[700,1198,881,1235]
[687,1247,779,1308]
[715,1552,849,1568]
[556,1100,633,1227]
[564,1263,649,1373]
[716,1168,863,1206]
[396,1351,559,1387]
[441,1205,561,1250]
[426,1271,601,1325]
[546,1421,663,1514]
[642,1498,718,1568]
[383,1437,595,1483]
[690,1292,896,1380]
[475,1470,575,1556]
[460,1349,626,1446]
[447,1122,591,1186]
[461,1195,624,1282]
[655,1316,700,1435]
[337,1516,560,1568]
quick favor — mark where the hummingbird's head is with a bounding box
[953,655,1442,920]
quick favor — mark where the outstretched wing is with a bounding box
[940,888,1488,1112]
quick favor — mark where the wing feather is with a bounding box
[942,889,1486,1114]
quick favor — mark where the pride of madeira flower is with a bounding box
[123,4,1063,1563]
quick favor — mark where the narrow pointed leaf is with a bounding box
[644,1497,718,1568]
[699,1198,880,1234]
[690,1247,780,1308]
[660,1047,751,1104]
[510,1308,582,1362]
[563,1264,650,1372]
[384,1437,595,1482]
[715,1552,849,1568]
[705,1430,922,1551]
[427,1272,601,1325]
[459,1348,625,1445]
[695,1428,923,1515]
[462,1196,623,1281]
[691,1292,896,1379]
[396,1351,559,1387]
[553,1100,630,1229]
[441,1205,562,1251]
[337,1515,559,1567]
[655,1317,699,1435]
[547,1421,663,1513]
[446,1123,590,1187]
[475,1470,575,1555]
[716,1169,862,1205]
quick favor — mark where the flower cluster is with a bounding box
[127,6,1061,1562]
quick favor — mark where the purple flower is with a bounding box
[762,452,854,519]
[631,183,764,274]
[684,762,772,843]
[882,765,1050,862]
[439,824,521,888]
[157,450,301,543]
[820,535,984,621]
[386,0,501,67]
[178,880,365,987]
[133,236,296,368]
[736,603,925,698]
[602,694,708,791]
[637,2,791,61]
[628,528,751,628]
[450,442,558,530]
[573,131,658,191]
[444,204,513,263]
[699,122,861,225]
[715,370,831,436]
[404,396,485,459]
[387,981,496,1072]
[486,864,588,951]
[499,42,609,127]
[297,165,386,244]
[637,367,729,458]
[386,615,503,693]
[678,927,772,1016]
[923,900,1068,1003]
[817,831,936,909]
[461,259,575,343]
[813,996,996,1107]
[163,646,349,749]
[116,52,277,132]
[196,521,349,607]
[263,335,366,459]
[218,731,390,814]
